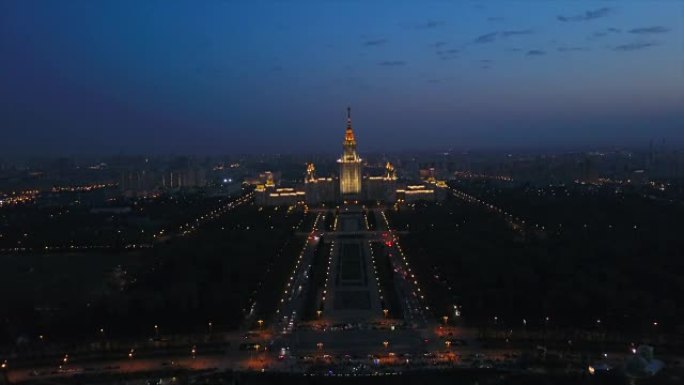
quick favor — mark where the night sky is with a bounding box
[1,1,683,156]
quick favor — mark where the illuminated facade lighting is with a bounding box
[338,107,362,195]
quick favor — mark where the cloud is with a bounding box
[364,39,388,46]
[629,26,670,34]
[590,28,621,39]
[432,41,447,48]
[402,20,445,30]
[474,32,499,44]
[613,41,658,51]
[378,60,406,66]
[526,50,546,56]
[436,48,459,61]
[557,46,589,52]
[557,7,612,22]
[501,29,533,37]
[474,29,532,43]
[418,20,444,28]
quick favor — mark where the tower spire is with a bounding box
[344,106,355,142]
[339,106,361,195]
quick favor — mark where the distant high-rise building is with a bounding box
[338,107,362,195]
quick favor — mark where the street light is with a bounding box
[383,309,389,318]
[442,315,449,325]
[316,342,323,350]
[316,310,322,318]
[445,340,452,349]
[383,341,389,349]
[257,319,264,329]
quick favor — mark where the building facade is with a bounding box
[254,108,446,206]
[338,107,362,196]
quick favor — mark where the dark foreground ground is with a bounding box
[10,367,684,385]
[230,370,680,385]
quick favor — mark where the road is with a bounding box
[273,212,324,334]
[375,208,431,328]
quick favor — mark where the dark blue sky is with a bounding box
[1,1,683,156]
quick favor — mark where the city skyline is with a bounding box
[3,2,684,383]
[1,1,683,156]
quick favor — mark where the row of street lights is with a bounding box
[319,210,341,318]
[365,211,387,319]
[175,192,253,237]
[380,211,430,318]
[275,211,322,332]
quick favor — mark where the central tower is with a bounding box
[338,107,362,196]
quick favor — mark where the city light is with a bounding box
[1,4,679,378]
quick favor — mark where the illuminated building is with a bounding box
[338,107,362,196]
[265,171,275,188]
[365,161,397,202]
[253,107,447,206]
[255,172,306,206]
[304,162,337,204]
[396,184,437,202]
